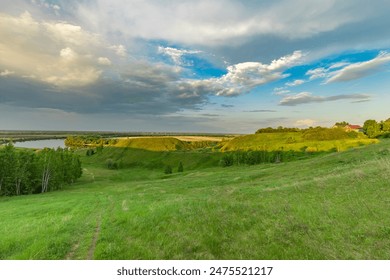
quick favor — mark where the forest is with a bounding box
[0,144,82,196]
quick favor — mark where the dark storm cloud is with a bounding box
[0,64,209,116]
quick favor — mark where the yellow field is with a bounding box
[115,135,227,142]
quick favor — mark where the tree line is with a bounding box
[256,126,358,140]
[219,150,315,167]
[363,118,390,138]
[0,144,82,196]
[255,120,390,140]
[256,126,301,134]
[65,135,118,148]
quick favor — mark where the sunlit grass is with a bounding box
[221,132,378,152]
[1,140,390,259]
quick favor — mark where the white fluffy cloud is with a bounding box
[0,12,112,86]
[306,67,328,80]
[306,53,390,83]
[182,51,303,96]
[158,46,201,66]
[109,45,127,57]
[0,69,14,76]
[98,57,112,65]
[75,0,367,47]
[285,79,305,87]
[326,52,390,83]
[295,119,316,127]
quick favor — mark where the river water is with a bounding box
[13,139,66,149]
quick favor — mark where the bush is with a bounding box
[286,137,296,144]
[220,154,234,167]
[86,149,95,156]
[303,127,350,141]
[164,165,172,174]
[305,147,317,153]
[106,159,118,169]
[178,162,184,172]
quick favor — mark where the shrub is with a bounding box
[286,137,296,144]
[86,149,95,156]
[220,154,234,167]
[178,162,184,172]
[164,165,173,174]
[305,147,317,153]
[106,159,118,169]
[303,127,350,141]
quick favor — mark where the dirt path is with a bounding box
[65,242,80,260]
[87,215,102,260]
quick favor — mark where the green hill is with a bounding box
[221,132,378,152]
[114,137,191,151]
[1,140,390,259]
[82,146,224,170]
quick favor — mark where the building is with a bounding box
[344,124,363,132]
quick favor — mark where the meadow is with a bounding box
[220,132,378,152]
[0,136,389,259]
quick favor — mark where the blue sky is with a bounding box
[1,0,390,133]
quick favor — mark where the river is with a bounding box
[13,139,66,149]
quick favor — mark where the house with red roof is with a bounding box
[344,124,363,132]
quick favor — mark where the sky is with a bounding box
[1,0,390,133]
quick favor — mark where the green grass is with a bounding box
[114,137,190,151]
[221,132,378,152]
[1,140,390,259]
[83,146,224,170]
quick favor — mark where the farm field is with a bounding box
[1,138,390,259]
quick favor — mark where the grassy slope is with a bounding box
[1,141,390,259]
[221,132,378,152]
[84,146,224,170]
[114,137,190,151]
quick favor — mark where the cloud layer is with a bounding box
[326,52,390,83]
[279,92,371,106]
[0,11,305,116]
[0,11,106,86]
[1,1,390,132]
[182,51,303,97]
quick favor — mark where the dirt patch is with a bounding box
[65,241,80,260]
[87,216,102,260]
[122,200,129,211]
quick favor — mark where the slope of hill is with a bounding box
[220,132,378,152]
[114,137,190,151]
[82,146,224,170]
[1,140,389,259]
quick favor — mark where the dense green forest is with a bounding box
[363,118,390,138]
[0,144,82,196]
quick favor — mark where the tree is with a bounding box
[381,119,390,133]
[334,121,349,127]
[14,150,32,195]
[164,165,172,174]
[0,143,16,196]
[39,148,54,193]
[363,119,381,138]
[0,146,82,197]
[86,149,95,156]
[178,162,184,172]
[106,159,118,169]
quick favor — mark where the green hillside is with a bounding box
[221,132,378,152]
[82,146,224,170]
[1,140,389,259]
[114,137,190,151]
